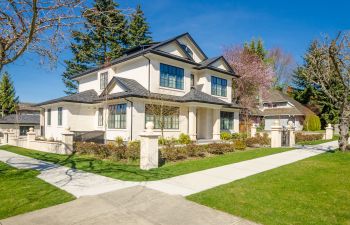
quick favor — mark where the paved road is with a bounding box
[0,186,259,225]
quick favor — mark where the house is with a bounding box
[36,33,241,142]
[0,103,40,141]
[259,90,315,131]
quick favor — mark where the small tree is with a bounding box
[0,72,19,117]
[303,32,350,151]
[145,95,180,138]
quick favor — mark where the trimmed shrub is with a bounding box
[126,141,140,161]
[295,133,323,142]
[207,143,235,154]
[158,137,178,145]
[178,133,191,144]
[233,139,246,150]
[303,115,321,131]
[245,133,271,147]
[220,132,231,140]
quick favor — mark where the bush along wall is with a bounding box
[303,114,321,131]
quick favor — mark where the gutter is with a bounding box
[124,98,134,141]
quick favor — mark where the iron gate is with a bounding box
[281,127,290,146]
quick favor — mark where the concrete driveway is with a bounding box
[0,186,258,225]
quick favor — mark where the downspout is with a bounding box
[125,98,133,141]
[142,54,151,92]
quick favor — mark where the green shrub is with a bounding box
[158,137,178,145]
[160,146,187,161]
[303,115,321,131]
[178,133,191,144]
[126,141,140,161]
[207,143,234,154]
[220,132,231,140]
[233,139,247,150]
[296,133,324,142]
[115,136,124,146]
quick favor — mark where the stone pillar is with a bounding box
[3,130,9,144]
[288,121,295,147]
[140,122,160,170]
[61,127,74,154]
[325,124,333,140]
[271,120,282,148]
[212,109,220,140]
[251,124,257,137]
[7,129,16,145]
[188,106,197,140]
[27,128,36,141]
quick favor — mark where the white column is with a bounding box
[325,124,333,140]
[212,109,220,140]
[251,124,257,137]
[271,120,282,148]
[288,121,295,147]
[140,122,160,170]
[233,111,239,133]
[189,106,197,140]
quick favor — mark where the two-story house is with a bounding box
[37,33,241,142]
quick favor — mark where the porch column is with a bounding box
[234,111,239,133]
[213,109,220,140]
[189,106,197,140]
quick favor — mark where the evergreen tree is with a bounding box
[62,0,128,94]
[127,4,152,48]
[0,72,19,117]
[244,39,268,62]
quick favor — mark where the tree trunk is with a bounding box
[338,107,350,151]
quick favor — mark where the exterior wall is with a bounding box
[78,73,98,93]
[157,42,185,58]
[114,58,149,90]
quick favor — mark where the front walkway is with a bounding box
[0,141,338,198]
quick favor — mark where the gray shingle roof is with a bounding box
[36,89,98,106]
[0,114,39,124]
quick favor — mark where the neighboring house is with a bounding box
[36,33,241,142]
[259,90,315,131]
[0,103,40,141]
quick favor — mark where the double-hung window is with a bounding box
[98,108,103,127]
[220,111,234,130]
[47,109,51,126]
[145,104,179,129]
[58,107,63,126]
[160,63,184,90]
[211,76,227,97]
[108,104,126,129]
[100,72,108,90]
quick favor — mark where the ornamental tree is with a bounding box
[0,72,19,117]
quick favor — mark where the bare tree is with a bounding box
[0,0,84,71]
[268,47,294,89]
[304,32,350,151]
[145,95,180,138]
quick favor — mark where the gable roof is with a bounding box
[194,56,236,76]
[0,114,39,124]
[72,33,238,79]
[36,89,98,106]
[261,90,315,116]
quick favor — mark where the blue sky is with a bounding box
[4,0,350,103]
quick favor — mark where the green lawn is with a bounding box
[1,145,292,181]
[0,162,75,220]
[188,151,350,225]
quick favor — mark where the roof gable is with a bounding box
[177,34,207,63]
[209,57,232,72]
[155,40,193,61]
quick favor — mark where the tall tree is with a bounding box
[268,48,294,89]
[127,4,152,48]
[0,0,83,72]
[244,39,268,62]
[302,33,350,151]
[62,0,128,94]
[0,72,19,117]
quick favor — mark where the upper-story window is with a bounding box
[100,72,108,90]
[47,109,51,126]
[180,44,193,58]
[211,76,227,97]
[57,107,63,126]
[160,63,184,90]
[190,74,195,87]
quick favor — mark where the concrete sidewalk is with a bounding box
[0,141,338,198]
[0,150,138,197]
[142,141,338,196]
[0,186,258,225]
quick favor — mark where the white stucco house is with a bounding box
[259,90,315,131]
[37,33,241,142]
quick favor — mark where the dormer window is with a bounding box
[180,44,193,58]
[100,72,108,90]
